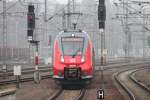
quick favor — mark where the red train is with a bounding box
[52,30,95,85]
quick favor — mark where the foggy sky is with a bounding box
[55,0,83,4]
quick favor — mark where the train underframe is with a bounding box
[53,67,93,85]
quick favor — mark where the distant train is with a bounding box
[52,30,95,85]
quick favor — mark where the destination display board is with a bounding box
[62,37,83,42]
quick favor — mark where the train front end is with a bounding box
[53,31,94,85]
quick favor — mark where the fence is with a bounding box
[0,48,30,61]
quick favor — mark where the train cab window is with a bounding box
[61,37,84,56]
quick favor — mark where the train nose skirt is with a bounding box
[64,67,81,80]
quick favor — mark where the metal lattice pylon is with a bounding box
[2,0,7,63]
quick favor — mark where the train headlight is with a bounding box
[60,56,64,62]
[81,56,85,62]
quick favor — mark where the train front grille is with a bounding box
[64,67,81,80]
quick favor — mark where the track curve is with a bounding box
[114,68,150,100]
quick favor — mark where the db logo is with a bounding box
[70,59,76,63]
[97,89,104,100]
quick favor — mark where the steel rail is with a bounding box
[129,68,150,93]
[75,88,86,100]
[47,89,63,100]
[114,67,150,100]
[114,70,136,100]
[0,68,51,77]
[0,75,52,85]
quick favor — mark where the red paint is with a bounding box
[53,32,94,83]
[35,56,39,65]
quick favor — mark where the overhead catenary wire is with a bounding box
[0,0,19,15]
[46,0,73,22]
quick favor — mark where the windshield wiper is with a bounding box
[72,48,81,58]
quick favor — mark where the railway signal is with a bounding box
[27,30,33,41]
[98,0,106,65]
[27,5,35,41]
[26,5,41,83]
[99,22,105,29]
[98,4,106,21]
[98,0,106,29]
[27,5,35,29]
[98,0,106,94]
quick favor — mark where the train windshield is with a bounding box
[61,37,84,56]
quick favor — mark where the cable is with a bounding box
[18,0,27,6]
[0,0,19,15]
[46,0,73,22]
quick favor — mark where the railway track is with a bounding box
[0,74,52,85]
[95,60,150,73]
[47,88,63,100]
[1,59,149,76]
[114,70,135,100]
[114,68,150,100]
[0,67,51,76]
[75,88,86,100]
[47,88,86,100]
[129,68,150,93]
[0,66,53,85]
[1,60,150,85]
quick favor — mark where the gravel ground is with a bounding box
[57,90,81,100]
[2,63,149,100]
[0,71,51,82]
[83,63,149,100]
[0,94,16,100]
[15,78,59,100]
[17,68,126,100]
[134,69,150,88]
[83,69,124,100]
[12,69,124,100]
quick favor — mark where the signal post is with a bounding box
[98,0,106,66]
[27,4,40,83]
[30,40,41,83]
[97,0,106,100]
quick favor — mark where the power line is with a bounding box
[0,0,19,15]
[114,0,150,59]
[46,0,74,22]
